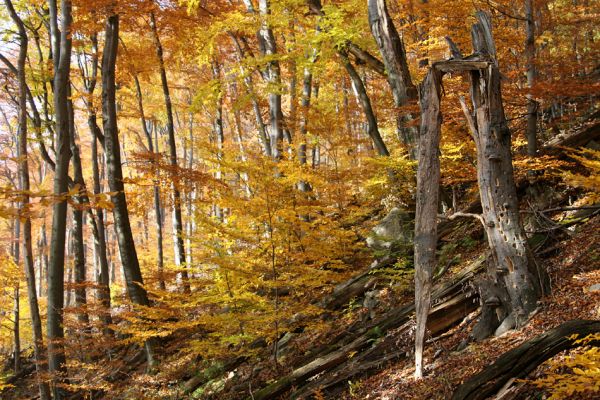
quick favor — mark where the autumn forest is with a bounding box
[0,0,598,399]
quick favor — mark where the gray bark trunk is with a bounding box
[4,3,51,397]
[47,0,73,396]
[525,0,538,156]
[367,0,419,157]
[133,74,166,290]
[149,12,190,292]
[68,95,90,328]
[340,53,390,156]
[101,13,157,365]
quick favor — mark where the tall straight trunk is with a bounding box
[11,217,20,374]
[133,75,165,290]
[5,1,52,397]
[76,36,114,330]
[47,1,73,395]
[525,0,538,156]
[212,61,225,221]
[340,53,390,156]
[413,69,442,378]
[149,12,190,293]
[367,0,419,158]
[68,95,89,328]
[101,13,157,365]
[13,286,20,373]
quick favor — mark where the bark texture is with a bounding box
[47,1,73,396]
[149,12,190,293]
[101,13,156,365]
[413,68,443,378]
[452,320,600,400]
[4,1,51,397]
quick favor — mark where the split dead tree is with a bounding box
[414,12,548,378]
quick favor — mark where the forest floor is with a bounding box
[342,215,600,400]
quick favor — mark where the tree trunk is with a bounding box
[11,217,21,374]
[101,12,157,366]
[4,4,51,396]
[48,0,74,397]
[149,11,190,293]
[68,95,90,329]
[413,68,443,378]
[133,74,166,290]
[89,87,114,332]
[258,0,285,160]
[340,53,390,156]
[525,0,538,156]
[466,15,543,325]
[367,0,419,157]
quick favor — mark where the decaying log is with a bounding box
[544,109,600,149]
[249,257,485,400]
[452,319,600,400]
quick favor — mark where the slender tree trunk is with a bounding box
[149,12,190,293]
[340,53,390,156]
[101,12,157,366]
[11,217,21,374]
[367,0,419,157]
[133,75,166,290]
[413,68,442,378]
[525,0,538,156]
[68,95,90,328]
[47,1,73,395]
[5,1,52,397]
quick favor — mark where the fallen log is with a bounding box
[249,257,485,400]
[452,319,600,400]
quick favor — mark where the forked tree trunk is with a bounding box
[102,12,157,366]
[413,12,546,377]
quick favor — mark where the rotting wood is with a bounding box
[452,319,600,400]
[248,257,484,400]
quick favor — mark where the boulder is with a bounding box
[366,208,413,253]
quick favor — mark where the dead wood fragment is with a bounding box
[452,319,600,400]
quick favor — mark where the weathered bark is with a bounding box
[4,3,52,397]
[212,61,225,221]
[340,53,390,156]
[47,0,73,396]
[452,320,600,400]
[413,68,443,378]
[367,0,419,156]
[133,73,165,290]
[102,12,157,365]
[149,11,190,293]
[525,0,538,156]
[465,14,543,326]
